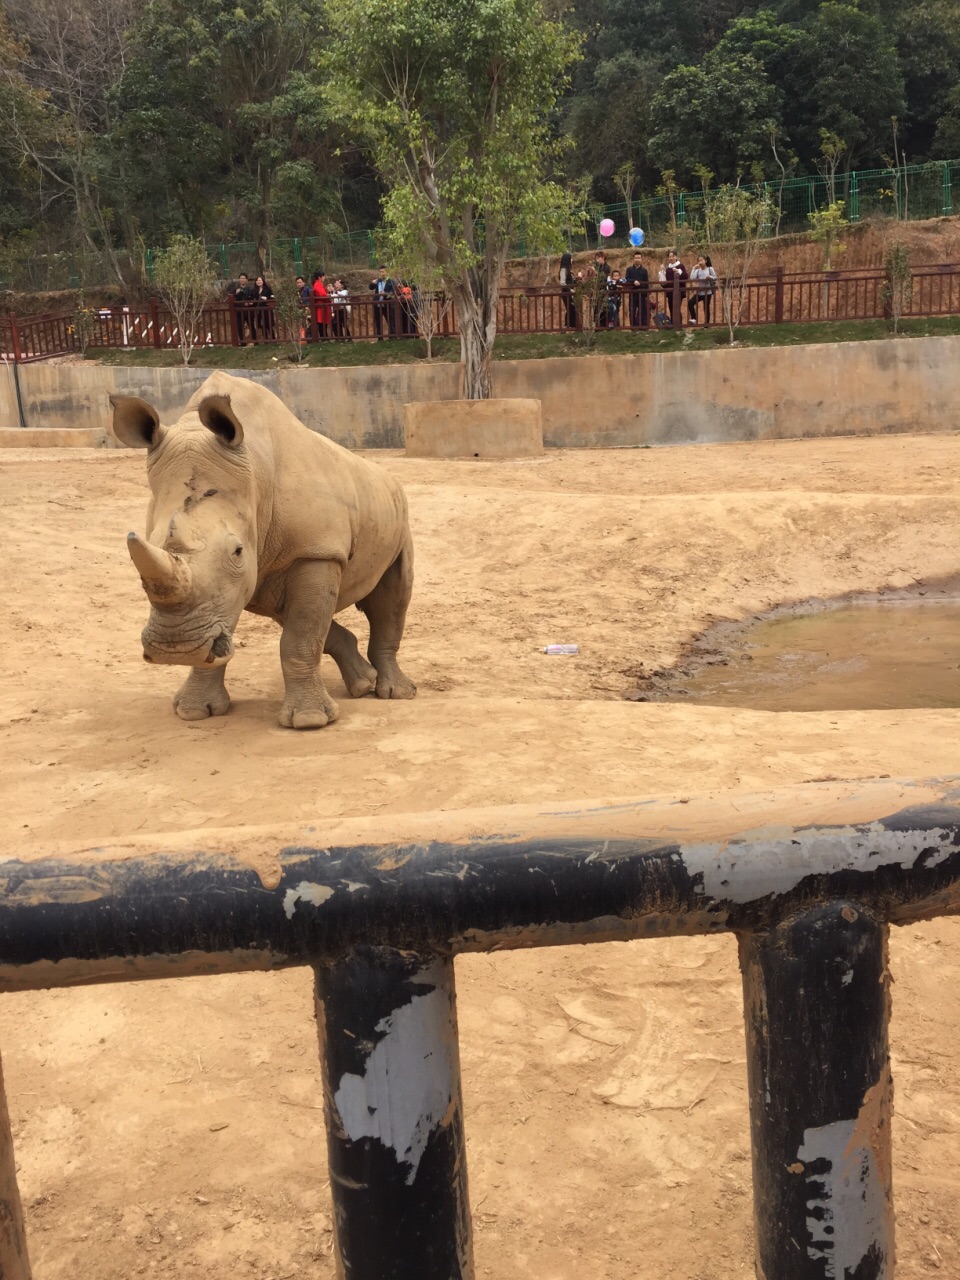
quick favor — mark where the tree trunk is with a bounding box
[453,289,494,400]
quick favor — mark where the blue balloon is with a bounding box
[629,227,645,247]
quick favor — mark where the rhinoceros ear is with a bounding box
[197,393,244,448]
[110,395,163,449]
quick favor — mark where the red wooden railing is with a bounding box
[3,263,960,363]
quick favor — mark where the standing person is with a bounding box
[330,276,352,340]
[688,254,718,326]
[312,269,332,340]
[623,251,649,328]
[559,251,577,329]
[253,274,274,342]
[368,265,396,338]
[664,249,688,326]
[296,274,313,341]
[233,272,256,343]
[593,250,610,282]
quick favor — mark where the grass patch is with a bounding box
[86,314,960,370]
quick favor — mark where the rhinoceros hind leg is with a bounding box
[359,533,417,701]
[325,619,377,697]
[173,667,231,720]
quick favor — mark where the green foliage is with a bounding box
[2,0,960,284]
[808,4,905,167]
[322,0,581,396]
[807,199,849,269]
[153,235,219,365]
[649,49,782,184]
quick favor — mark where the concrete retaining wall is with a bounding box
[2,335,959,448]
[404,398,543,458]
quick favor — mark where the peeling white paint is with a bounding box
[796,1117,888,1278]
[342,881,368,893]
[334,964,457,1185]
[282,880,336,919]
[681,824,953,904]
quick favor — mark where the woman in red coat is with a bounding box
[312,269,332,340]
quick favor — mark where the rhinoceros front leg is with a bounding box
[359,531,417,700]
[173,667,231,721]
[278,559,342,729]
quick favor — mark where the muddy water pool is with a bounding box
[673,602,960,711]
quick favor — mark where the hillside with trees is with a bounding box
[1,0,959,286]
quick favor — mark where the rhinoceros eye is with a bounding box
[233,544,243,557]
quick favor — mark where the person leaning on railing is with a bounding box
[664,250,688,326]
[312,269,332,340]
[330,276,352,341]
[623,251,649,328]
[369,265,397,338]
[558,252,577,329]
[253,274,275,342]
[232,272,256,344]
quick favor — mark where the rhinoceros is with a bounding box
[110,370,416,728]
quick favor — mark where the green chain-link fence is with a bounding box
[3,162,959,292]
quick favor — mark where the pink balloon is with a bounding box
[599,218,615,237]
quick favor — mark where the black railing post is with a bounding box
[740,902,893,1280]
[0,1050,32,1280]
[314,947,473,1280]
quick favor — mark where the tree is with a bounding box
[931,84,960,159]
[807,3,905,169]
[816,130,846,206]
[892,1,960,161]
[0,14,48,242]
[702,183,773,344]
[564,52,660,198]
[1,0,138,287]
[649,50,783,184]
[881,240,912,334]
[111,0,336,267]
[322,0,580,400]
[153,236,219,365]
[808,199,848,269]
[613,161,639,229]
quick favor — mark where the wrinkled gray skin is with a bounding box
[111,371,415,728]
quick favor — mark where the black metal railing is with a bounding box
[5,261,960,363]
[2,775,959,1277]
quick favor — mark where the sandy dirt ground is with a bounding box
[2,434,960,1279]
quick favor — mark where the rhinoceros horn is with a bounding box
[126,532,191,604]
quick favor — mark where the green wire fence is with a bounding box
[2,163,959,293]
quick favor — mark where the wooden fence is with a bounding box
[3,263,960,363]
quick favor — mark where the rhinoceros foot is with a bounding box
[173,669,231,721]
[375,665,417,701]
[279,688,340,730]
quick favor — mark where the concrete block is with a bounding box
[404,398,543,458]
